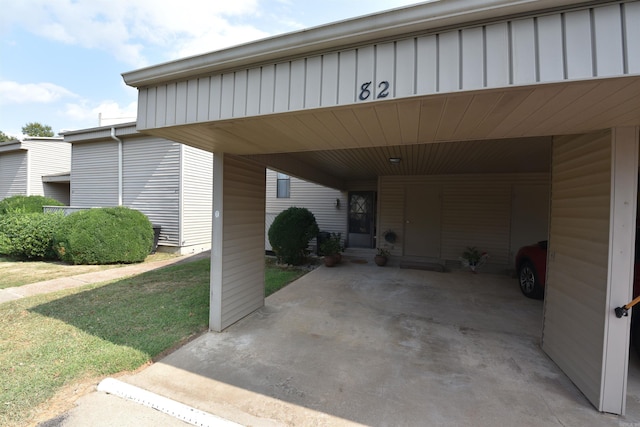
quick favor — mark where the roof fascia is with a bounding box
[122,0,601,87]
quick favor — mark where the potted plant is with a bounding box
[374,247,391,266]
[320,234,342,267]
[460,246,489,273]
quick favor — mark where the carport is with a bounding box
[122,0,640,415]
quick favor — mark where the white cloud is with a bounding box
[0,81,77,105]
[1,0,269,68]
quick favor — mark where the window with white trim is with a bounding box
[276,173,290,198]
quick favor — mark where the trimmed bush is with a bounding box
[54,207,154,265]
[0,195,64,215]
[0,212,64,259]
[268,207,319,265]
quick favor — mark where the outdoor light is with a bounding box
[389,157,401,164]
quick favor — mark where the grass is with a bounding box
[0,257,312,427]
[0,252,178,289]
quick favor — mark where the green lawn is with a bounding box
[0,258,312,427]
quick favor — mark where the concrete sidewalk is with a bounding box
[0,250,210,304]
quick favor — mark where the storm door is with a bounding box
[348,192,376,248]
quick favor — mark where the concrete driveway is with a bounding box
[60,256,640,426]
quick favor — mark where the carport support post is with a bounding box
[210,153,224,332]
[210,153,266,332]
[602,127,639,414]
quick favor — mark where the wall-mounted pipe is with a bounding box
[110,127,123,206]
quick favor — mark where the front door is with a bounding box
[348,192,376,248]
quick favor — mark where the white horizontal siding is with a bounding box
[542,131,612,411]
[138,1,636,129]
[181,145,213,246]
[25,140,71,197]
[265,169,347,251]
[71,142,119,207]
[0,151,27,199]
[379,173,550,264]
[43,183,70,205]
[122,137,181,246]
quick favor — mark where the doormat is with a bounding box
[350,259,368,264]
[399,262,446,272]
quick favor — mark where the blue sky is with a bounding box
[0,0,424,138]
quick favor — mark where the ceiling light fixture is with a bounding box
[389,157,401,164]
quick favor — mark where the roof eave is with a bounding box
[122,0,598,87]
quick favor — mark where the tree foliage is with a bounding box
[21,122,54,137]
[0,130,18,142]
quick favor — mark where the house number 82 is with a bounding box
[358,81,390,101]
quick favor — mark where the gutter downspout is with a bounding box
[110,127,123,206]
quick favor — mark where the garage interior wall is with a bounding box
[542,129,639,414]
[211,154,266,331]
[378,174,550,266]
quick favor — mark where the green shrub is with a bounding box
[268,207,319,265]
[0,212,64,259]
[0,195,63,215]
[54,207,154,265]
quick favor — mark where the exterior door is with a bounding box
[404,184,441,258]
[348,192,376,248]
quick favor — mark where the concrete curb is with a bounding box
[97,378,241,427]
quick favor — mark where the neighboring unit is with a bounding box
[0,137,71,204]
[62,123,213,254]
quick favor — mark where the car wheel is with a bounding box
[518,260,543,299]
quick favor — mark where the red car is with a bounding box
[515,241,548,299]
[515,240,640,300]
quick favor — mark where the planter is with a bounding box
[374,255,388,266]
[324,255,338,267]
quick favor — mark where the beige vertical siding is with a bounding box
[379,174,549,264]
[181,145,213,247]
[71,142,119,206]
[265,169,347,250]
[137,1,636,128]
[0,151,27,199]
[212,155,265,330]
[542,131,611,410]
[122,137,181,247]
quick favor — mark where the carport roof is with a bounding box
[121,0,640,189]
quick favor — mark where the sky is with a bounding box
[0,0,425,139]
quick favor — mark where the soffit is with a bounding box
[144,77,640,185]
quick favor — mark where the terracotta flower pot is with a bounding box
[324,255,338,267]
[374,255,388,266]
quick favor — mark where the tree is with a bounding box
[0,130,18,142]
[21,122,54,137]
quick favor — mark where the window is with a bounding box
[276,173,290,198]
